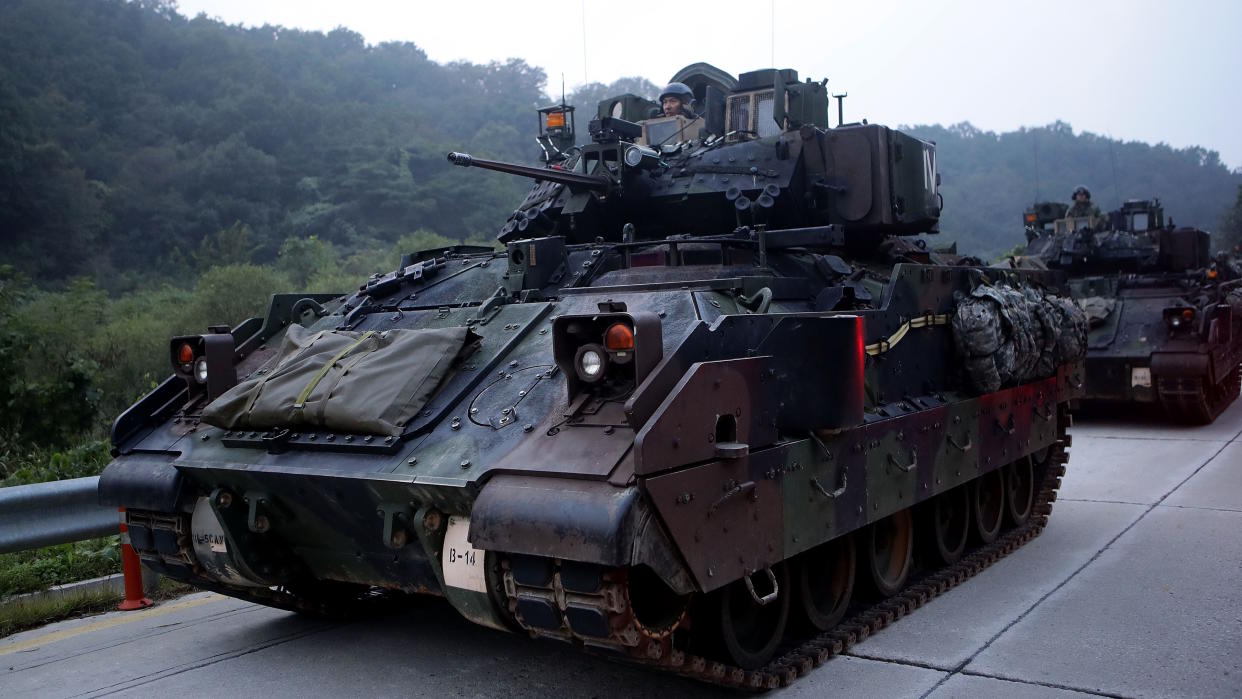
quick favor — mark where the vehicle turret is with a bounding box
[461,65,942,247]
[1024,198,1210,274]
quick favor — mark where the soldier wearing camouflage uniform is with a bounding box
[1067,185,1102,219]
[658,82,697,118]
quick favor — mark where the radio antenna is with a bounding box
[580,0,589,85]
[1108,136,1121,206]
[770,0,775,67]
[1032,128,1041,201]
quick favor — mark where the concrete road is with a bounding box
[4,402,1241,698]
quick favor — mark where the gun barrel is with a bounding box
[446,152,610,191]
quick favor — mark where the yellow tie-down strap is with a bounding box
[294,330,376,409]
[865,313,950,356]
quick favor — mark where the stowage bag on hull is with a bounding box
[202,324,473,436]
[952,283,1087,394]
[1077,296,1117,328]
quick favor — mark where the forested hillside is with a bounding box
[1,0,1241,482]
[907,122,1242,257]
[3,0,1239,286]
[0,0,550,287]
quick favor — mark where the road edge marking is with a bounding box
[0,594,225,657]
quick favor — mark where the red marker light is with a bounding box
[177,342,195,364]
[604,323,635,351]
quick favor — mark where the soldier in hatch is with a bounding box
[1067,185,1102,219]
[658,82,698,118]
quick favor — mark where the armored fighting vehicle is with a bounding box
[100,65,1086,689]
[1021,198,1242,422]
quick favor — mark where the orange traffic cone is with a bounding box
[117,507,153,611]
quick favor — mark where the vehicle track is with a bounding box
[131,421,1071,693]
[585,424,1071,691]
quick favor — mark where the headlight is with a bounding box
[194,357,209,384]
[575,344,606,383]
[552,308,663,400]
[1164,307,1195,331]
[623,145,660,169]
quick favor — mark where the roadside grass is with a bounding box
[0,439,112,488]
[0,441,122,613]
[0,577,194,638]
[0,537,122,598]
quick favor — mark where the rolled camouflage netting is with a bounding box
[1226,288,1242,318]
[1076,296,1116,328]
[952,282,1087,394]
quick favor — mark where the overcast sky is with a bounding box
[176,0,1242,170]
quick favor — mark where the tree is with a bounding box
[568,77,660,114]
[197,221,258,269]
[1219,185,1242,252]
[188,264,290,330]
[904,122,1242,258]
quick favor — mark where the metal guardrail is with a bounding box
[0,477,119,554]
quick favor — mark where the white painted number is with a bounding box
[442,516,488,593]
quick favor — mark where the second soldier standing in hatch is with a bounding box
[1067,185,1102,219]
[658,82,697,118]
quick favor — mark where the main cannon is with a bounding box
[454,70,943,247]
[446,151,612,192]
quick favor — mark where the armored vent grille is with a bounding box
[726,90,782,141]
[753,90,777,137]
[727,94,751,135]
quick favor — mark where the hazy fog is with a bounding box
[175,0,1242,170]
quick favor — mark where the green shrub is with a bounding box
[0,536,121,598]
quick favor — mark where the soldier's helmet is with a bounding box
[658,82,696,109]
[1072,185,1091,200]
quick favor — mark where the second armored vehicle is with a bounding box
[1022,197,1242,422]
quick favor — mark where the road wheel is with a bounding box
[692,564,790,670]
[862,509,914,598]
[973,469,1004,544]
[1004,457,1035,527]
[795,535,855,631]
[926,486,969,565]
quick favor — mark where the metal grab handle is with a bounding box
[810,473,847,499]
[947,433,973,452]
[808,431,834,461]
[708,480,756,516]
[995,415,1016,436]
[738,287,773,314]
[291,297,327,319]
[886,449,918,474]
[473,287,506,322]
[744,567,779,606]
